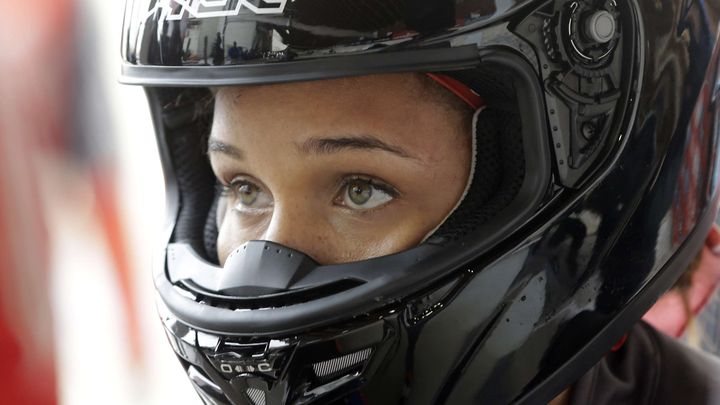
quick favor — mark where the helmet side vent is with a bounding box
[246,387,266,405]
[312,347,372,379]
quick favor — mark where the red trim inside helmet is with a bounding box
[426,73,485,110]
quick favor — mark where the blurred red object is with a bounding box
[0,0,76,403]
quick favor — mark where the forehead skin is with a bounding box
[213,74,470,151]
[210,73,472,265]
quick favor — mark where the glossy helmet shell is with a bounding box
[121,0,720,404]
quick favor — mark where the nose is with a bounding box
[261,202,328,263]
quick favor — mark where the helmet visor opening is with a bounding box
[148,50,553,335]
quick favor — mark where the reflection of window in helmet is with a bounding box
[284,0,453,48]
[278,0,500,49]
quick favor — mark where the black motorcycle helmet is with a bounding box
[120,0,720,404]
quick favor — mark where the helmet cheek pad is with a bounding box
[123,0,720,404]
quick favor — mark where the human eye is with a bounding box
[335,176,398,210]
[218,176,273,213]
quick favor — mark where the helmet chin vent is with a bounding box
[312,347,372,379]
[246,387,266,405]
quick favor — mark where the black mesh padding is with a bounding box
[160,88,216,254]
[431,107,526,241]
[451,67,518,112]
[204,189,220,264]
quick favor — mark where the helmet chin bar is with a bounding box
[159,237,474,336]
[156,289,395,405]
[167,239,438,307]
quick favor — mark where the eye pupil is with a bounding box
[348,181,372,205]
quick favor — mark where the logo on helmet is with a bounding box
[145,0,288,21]
[219,361,274,374]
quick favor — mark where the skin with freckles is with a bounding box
[208,73,472,265]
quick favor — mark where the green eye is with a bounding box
[237,183,259,206]
[340,178,395,210]
[217,177,272,214]
[348,180,373,205]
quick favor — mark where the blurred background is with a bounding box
[0,0,197,403]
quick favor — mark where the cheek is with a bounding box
[322,213,431,263]
[354,231,421,260]
[216,209,269,264]
[216,218,239,265]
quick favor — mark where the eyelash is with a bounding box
[216,178,258,201]
[214,175,400,209]
[338,176,400,199]
[216,181,235,197]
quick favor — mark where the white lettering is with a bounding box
[145,0,288,21]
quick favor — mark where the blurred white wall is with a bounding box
[50,0,199,403]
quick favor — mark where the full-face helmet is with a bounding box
[120,1,720,403]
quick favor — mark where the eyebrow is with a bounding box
[208,138,244,160]
[208,134,418,161]
[297,135,416,160]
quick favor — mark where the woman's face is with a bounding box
[209,73,472,265]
